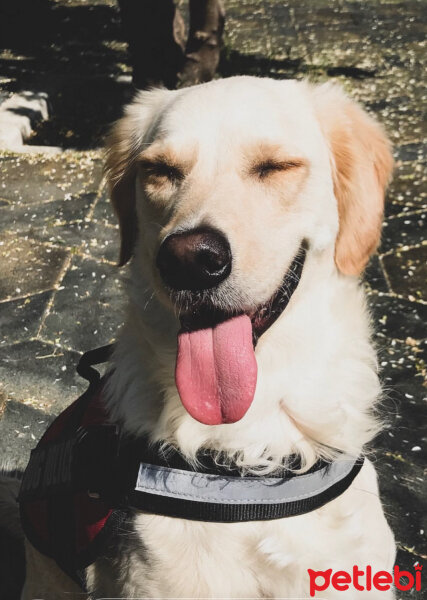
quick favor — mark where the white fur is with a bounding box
[23,77,396,599]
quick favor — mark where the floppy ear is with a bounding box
[105,115,139,266]
[104,89,170,266]
[313,83,393,275]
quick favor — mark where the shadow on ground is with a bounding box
[219,49,378,80]
[0,0,382,149]
[0,0,130,148]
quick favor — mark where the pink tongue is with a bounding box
[175,315,258,425]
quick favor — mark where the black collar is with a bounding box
[121,440,364,522]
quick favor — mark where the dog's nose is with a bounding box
[156,227,232,291]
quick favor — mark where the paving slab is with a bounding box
[92,185,119,228]
[0,340,85,413]
[364,255,390,293]
[0,233,69,301]
[0,191,96,235]
[0,290,53,344]
[0,400,55,471]
[39,255,125,351]
[0,152,102,204]
[381,212,426,254]
[368,293,427,342]
[383,244,427,301]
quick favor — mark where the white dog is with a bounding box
[21,76,396,599]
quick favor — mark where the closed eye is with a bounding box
[141,160,184,184]
[251,159,303,180]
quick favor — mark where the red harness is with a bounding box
[20,376,127,586]
[19,346,128,588]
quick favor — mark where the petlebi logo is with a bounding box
[308,564,423,596]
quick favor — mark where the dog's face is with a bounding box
[106,77,392,426]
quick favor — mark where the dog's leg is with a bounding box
[179,0,225,85]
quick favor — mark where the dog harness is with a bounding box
[19,345,364,589]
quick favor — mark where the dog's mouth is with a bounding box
[175,243,307,426]
[178,242,307,344]
[249,242,307,344]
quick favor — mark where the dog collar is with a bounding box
[129,454,363,522]
[19,345,364,588]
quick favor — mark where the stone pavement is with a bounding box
[0,0,426,596]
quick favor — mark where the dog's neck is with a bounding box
[106,251,380,473]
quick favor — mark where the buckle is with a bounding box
[73,424,120,499]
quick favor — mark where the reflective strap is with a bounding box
[135,456,360,505]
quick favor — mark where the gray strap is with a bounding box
[135,456,359,505]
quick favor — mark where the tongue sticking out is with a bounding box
[175,314,258,425]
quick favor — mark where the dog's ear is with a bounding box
[105,114,139,266]
[313,83,393,275]
[105,89,169,266]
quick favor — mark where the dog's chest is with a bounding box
[88,463,395,599]
[92,514,303,598]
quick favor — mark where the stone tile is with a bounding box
[379,337,426,389]
[380,211,426,253]
[92,187,117,228]
[0,400,53,470]
[387,115,425,146]
[0,153,102,205]
[29,218,117,260]
[394,161,425,182]
[385,201,423,219]
[364,255,390,293]
[28,218,120,264]
[376,456,426,571]
[385,171,426,218]
[395,142,425,163]
[0,291,53,344]
[368,293,427,341]
[40,255,125,351]
[0,234,69,301]
[0,192,96,235]
[0,340,86,415]
[80,221,120,264]
[382,244,427,301]
[375,337,426,468]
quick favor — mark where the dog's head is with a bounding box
[106,77,392,427]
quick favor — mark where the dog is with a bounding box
[20,76,396,599]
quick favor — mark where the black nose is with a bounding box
[156,227,232,291]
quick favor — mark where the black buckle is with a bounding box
[73,424,120,499]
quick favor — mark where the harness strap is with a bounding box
[76,344,115,386]
[114,435,365,521]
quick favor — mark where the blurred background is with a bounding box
[0,0,425,597]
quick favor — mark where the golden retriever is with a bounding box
[22,76,396,599]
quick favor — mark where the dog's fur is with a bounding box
[19,76,396,598]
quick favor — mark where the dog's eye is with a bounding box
[143,161,184,184]
[252,160,301,179]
